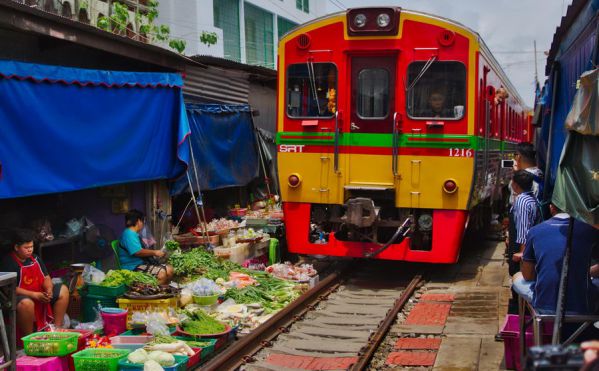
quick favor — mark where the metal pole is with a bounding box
[252,114,273,197]
[187,137,210,240]
[552,217,575,344]
[544,63,560,193]
[185,172,202,232]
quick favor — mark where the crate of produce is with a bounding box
[119,326,176,336]
[117,354,188,371]
[71,348,130,371]
[81,293,117,322]
[22,332,80,357]
[175,325,233,351]
[85,283,126,297]
[116,297,179,328]
[54,329,92,350]
[16,355,69,371]
[173,337,216,361]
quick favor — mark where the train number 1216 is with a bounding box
[449,148,473,157]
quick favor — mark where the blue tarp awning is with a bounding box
[171,104,259,193]
[0,60,190,199]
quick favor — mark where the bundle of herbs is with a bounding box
[224,272,302,313]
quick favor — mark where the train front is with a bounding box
[276,7,477,263]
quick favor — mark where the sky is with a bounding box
[324,0,570,107]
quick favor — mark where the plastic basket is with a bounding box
[22,332,80,357]
[500,314,552,370]
[101,308,128,336]
[175,325,233,351]
[173,337,216,359]
[71,348,130,371]
[85,283,126,297]
[80,293,117,323]
[53,329,92,350]
[16,356,69,371]
[116,297,179,328]
[192,294,219,306]
[109,335,153,350]
[117,354,188,371]
[119,326,176,336]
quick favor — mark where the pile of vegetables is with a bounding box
[126,282,179,298]
[168,247,245,279]
[181,309,227,335]
[188,278,222,297]
[224,271,302,313]
[127,348,190,370]
[99,270,157,287]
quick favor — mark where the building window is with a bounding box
[287,63,337,118]
[296,0,309,13]
[244,3,274,68]
[406,61,466,120]
[214,0,241,62]
[277,16,298,39]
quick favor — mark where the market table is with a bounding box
[0,272,17,371]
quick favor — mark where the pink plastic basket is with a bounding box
[17,356,69,371]
[101,308,128,337]
[500,314,552,370]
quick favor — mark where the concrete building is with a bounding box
[157,0,328,68]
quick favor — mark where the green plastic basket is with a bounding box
[85,283,126,297]
[118,354,188,371]
[81,293,117,322]
[173,336,216,358]
[22,331,80,357]
[192,294,219,306]
[72,348,130,371]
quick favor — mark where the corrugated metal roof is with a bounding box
[0,0,203,71]
[545,0,595,74]
[190,55,276,81]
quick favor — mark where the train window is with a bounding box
[357,68,389,118]
[406,61,466,120]
[286,63,337,118]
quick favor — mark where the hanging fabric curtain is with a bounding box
[552,68,599,227]
[171,104,259,194]
[0,60,190,199]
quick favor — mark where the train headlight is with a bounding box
[418,214,433,231]
[354,13,367,28]
[377,13,391,28]
[443,179,458,194]
[288,173,302,188]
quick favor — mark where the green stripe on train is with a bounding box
[277,132,481,149]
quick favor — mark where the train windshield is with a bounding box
[287,63,337,118]
[407,61,466,120]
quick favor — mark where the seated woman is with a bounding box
[0,229,69,336]
[118,210,173,285]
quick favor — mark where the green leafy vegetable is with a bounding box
[100,270,157,287]
[181,309,226,335]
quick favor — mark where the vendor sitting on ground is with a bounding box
[0,229,69,336]
[118,209,173,284]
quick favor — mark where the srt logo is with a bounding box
[279,145,305,153]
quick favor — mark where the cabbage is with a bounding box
[143,360,164,371]
[128,348,149,364]
[148,350,175,366]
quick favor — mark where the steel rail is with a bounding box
[350,274,423,371]
[198,266,348,371]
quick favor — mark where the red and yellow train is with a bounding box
[276,7,532,263]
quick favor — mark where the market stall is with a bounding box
[15,241,319,370]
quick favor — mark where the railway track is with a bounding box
[200,262,422,371]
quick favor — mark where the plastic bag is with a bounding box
[75,309,103,332]
[140,226,157,249]
[180,288,193,307]
[82,264,105,284]
[146,312,170,336]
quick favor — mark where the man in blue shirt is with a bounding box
[512,204,599,314]
[119,210,173,284]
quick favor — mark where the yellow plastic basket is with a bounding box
[116,297,179,328]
